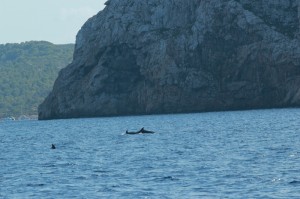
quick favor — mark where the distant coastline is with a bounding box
[0,41,74,118]
[0,115,38,121]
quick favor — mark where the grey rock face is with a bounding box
[38,0,300,120]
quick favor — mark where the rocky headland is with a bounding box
[38,0,300,120]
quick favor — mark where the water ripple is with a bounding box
[1,108,300,198]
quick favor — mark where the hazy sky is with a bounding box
[0,0,106,44]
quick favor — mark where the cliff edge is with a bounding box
[39,0,300,120]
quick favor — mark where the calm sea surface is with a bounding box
[1,109,300,198]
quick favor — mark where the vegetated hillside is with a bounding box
[0,41,74,118]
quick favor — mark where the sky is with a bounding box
[0,0,106,44]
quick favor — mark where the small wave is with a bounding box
[175,150,184,155]
[289,152,299,157]
[27,183,45,187]
[57,162,76,167]
[90,174,99,178]
[289,180,300,185]
[93,170,110,173]
[42,164,56,168]
[155,176,179,182]
[74,176,88,180]
[271,178,281,183]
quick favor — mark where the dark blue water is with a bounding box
[1,109,300,198]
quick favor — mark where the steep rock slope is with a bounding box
[39,0,300,120]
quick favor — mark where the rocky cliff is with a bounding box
[38,0,300,120]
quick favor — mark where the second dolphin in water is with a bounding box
[140,127,155,134]
[126,127,155,135]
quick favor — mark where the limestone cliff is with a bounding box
[38,0,300,120]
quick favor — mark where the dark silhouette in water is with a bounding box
[126,127,155,135]
[51,144,56,149]
[140,127,155,134]
[289,180,300,184]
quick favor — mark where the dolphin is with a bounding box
[140,127,155,134]
[126,130,142,134]
[125,128,155,135]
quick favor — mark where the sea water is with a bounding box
[1,109,300,198]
